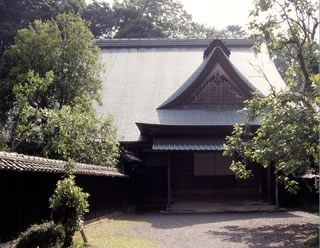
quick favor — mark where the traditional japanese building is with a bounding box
[96,38,286,209]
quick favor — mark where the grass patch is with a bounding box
[73,215,159,248]
[304,234,319,247]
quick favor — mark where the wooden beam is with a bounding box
[167,151,171,210]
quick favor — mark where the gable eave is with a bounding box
[157,46,256,109]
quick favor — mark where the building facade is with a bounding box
[96,38,286,209]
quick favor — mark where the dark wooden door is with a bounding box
[171,152,193,189]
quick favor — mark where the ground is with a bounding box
[73,211,318,248]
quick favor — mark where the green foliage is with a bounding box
[0,13,102,114]
[9,70,54,151]
[113,0,191,38]
[5,70,119,166]
[225,25,247,38]
[304,233,319,247]
[115,17,166,38]
[112,0,225,39]
[225,88,319,194]
[82,0,114,38]
[0,134,10,151]
[49,171,90,248]
[42,98,119,165]
[0,13,119,167]
[0,0,235,43]
[225,0,319,194]
[15,221,65,248]
[0,0,86,56]
[249,0,319,91]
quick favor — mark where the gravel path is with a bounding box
[126,211,318,248]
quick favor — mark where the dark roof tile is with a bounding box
[0,152,127,178]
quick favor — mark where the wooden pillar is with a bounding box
[275,172,279,207]
[167,151,171,210]
[267,165,271,203]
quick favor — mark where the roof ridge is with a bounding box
[96,39,261,49]
[203,39,230,58]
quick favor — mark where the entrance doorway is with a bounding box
[171,151,262,201]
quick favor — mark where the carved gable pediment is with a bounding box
[183,65,248,105]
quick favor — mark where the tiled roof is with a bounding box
[153,137,226,151]
[96,38,285,142]
[0,152,127,177]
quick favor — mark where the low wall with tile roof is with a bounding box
[0,152,130,243]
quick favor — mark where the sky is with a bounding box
[92,0,254,30]
[176,0,253,29]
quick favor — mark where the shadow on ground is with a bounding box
[136,211,305,229]
[206,223,318,248]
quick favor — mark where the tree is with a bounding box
[10,70,54,152]
[49,166,90,248]
[112,0,224,38]
[115,17,165,38]
[0,0,227,45]
[82,0,114,38]
[42,97,119,166]
[0,0,26,56]
[224,0,319,194]
[0,14,119,167]
[0,13,102,123]
[0,0,86,56]
[249,0,319,91]
[225,25,247,38]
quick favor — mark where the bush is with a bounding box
[15,221,65,248]
[49,173,90,248]
[304,233,319,247]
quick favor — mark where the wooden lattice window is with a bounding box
[185,73,246,105]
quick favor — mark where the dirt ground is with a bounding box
[2,211,318,248]
[121,211,318,248]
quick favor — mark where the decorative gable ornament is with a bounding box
[203,39,231,58]
[184,72,247,105]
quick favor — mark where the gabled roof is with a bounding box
[0,152,127,177]
[158,40,254,109]
[96,39,285,142]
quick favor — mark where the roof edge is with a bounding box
[96,38,262,49]
[0,151,127,177]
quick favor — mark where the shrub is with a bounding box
[15,221,65,248]
[49,173,90,248]
[304,233,319,247]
